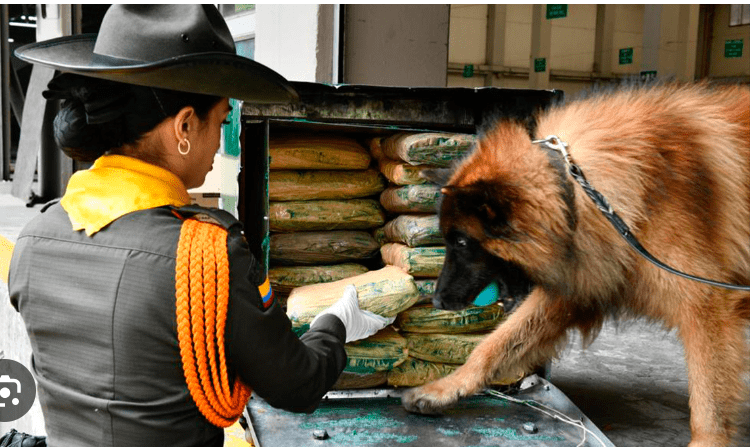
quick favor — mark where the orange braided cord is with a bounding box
[176,218,252,428]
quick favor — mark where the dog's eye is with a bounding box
[456,236,468,247]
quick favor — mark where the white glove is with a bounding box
[311,285,395,343]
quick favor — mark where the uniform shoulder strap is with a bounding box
[170,204,242,231]
[174,210,252,427]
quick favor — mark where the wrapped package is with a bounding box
[404,331,489,364]
[387,357,457,387]
[333,371,388,390]
[380,243,445,278]
[379,184,441,213]
[379,160,430,185]
[270,231,380,265]
[270,199,385,232]
[343,327,408,374]
[270,170,387,201]
[383,214,442,247]
[269,135,371,170]
[286,266,420,332]
[395,303,504,334]
[268,263,369,296]
[388,357,523,387]
[382,132,476,167]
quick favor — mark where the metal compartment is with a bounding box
[239,82,563,273]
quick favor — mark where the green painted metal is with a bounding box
[246,376,615,446]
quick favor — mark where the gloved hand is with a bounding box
[311,285,394,343]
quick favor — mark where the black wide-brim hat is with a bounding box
[14,4,298,103]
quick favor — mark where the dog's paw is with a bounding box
[401,381,463,415]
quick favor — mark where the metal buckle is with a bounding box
[532,135,571,170]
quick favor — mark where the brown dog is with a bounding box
[401,83,750,447]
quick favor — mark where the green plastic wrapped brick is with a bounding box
[343,327,408,374]
[380,243,445,278]
[270,231,380,265]
[382,132,476,167]
[395,303,504,333]
[286,266,421,333]
[388,357,524,387]
[414,279,437,298]
[333,371,388,390]
[404,332,490,364]
[268,263,369,296]
[379,185,441,213]
[379,160,430,185]
[269,169,387,201]
[269,199,386,232]
[269,135,371,170]
[372,227,388,246]
[383,214,442,247]
[387,357,457,387]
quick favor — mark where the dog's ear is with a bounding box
[420,168,453,186]
[445,182,516,240]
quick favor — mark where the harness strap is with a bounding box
[534,135,750,291]
[175,217,252,427]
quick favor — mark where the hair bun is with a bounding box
[53,100,110,162]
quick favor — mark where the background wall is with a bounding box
[343,4,450,87]
[710,6,750,79]
[447,4,748,97]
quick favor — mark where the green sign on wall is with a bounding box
[462,64,474,78]
[619,48,633,65]
[534,58,547,73]
[546,5,568,19]
[640,70,657,82]
[725,39,743,58]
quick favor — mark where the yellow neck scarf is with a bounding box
[61,155,191,236]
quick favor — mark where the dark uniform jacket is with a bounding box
[9,203,346,447]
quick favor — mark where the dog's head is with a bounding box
[427,122,577,311]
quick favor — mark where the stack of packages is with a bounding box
[283,132,517,389]
[371,132,514,387]
[267,135,388,306]
[373,132,476,300]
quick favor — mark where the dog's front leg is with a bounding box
[402,288,570,414]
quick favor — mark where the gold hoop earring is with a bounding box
[178,138,191,156]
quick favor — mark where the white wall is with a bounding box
[254,4,321,82]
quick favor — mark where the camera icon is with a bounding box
[0,375,21,407]
[0,360,35,422]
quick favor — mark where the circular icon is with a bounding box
[0,359,36,422]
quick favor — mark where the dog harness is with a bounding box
[535,134,750,291]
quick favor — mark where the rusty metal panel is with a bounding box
[242,82,562,132]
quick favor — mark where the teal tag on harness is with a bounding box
[473,281,499,306]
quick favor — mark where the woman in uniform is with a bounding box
[9,5,388,446]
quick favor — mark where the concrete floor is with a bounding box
[1,181,749,446]
[551,321,750,446]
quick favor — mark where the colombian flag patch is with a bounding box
[258,276,274,309]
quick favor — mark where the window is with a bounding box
[219,4,255,18]
[730,4,750,26]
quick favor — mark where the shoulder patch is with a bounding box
[170,204,242,231]
[191,213,223,227]
[258,276,275,309]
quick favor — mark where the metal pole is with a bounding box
[1,5,11,181]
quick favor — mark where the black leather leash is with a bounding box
[534,135,750,291]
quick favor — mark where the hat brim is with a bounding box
[15,34,299,103]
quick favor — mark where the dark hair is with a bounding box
[44,73,222,162]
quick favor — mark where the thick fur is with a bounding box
[401,83,750,447]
